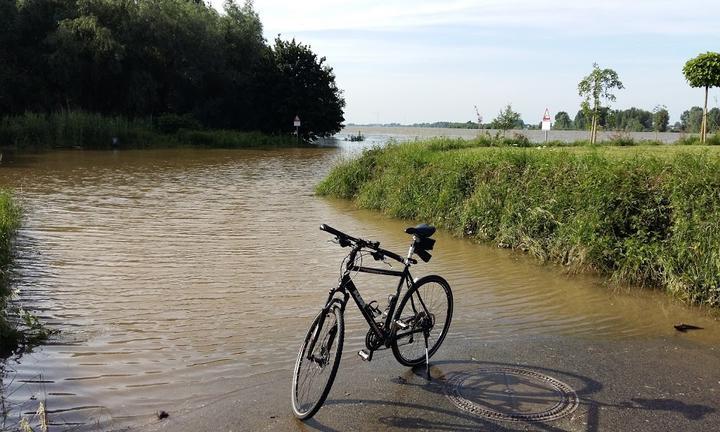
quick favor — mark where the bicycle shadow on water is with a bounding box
[302,359,715,432]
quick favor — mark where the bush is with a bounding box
[317,139,720,307]
[0,111,298,150]
[155,113,203,134]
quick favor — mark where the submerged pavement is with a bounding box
[117,334,719,432]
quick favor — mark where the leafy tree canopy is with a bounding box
[578,63,623,143]
[0,0,345,139]
[553,111,572,130]
[682,52,720,89]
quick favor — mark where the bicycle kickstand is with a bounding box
[423,328,431,381]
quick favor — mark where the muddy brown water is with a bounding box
[0,144,717,429]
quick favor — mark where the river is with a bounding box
[0,142,717,430]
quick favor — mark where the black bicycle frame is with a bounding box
[306,248,414,357]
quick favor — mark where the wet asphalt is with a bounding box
[118,333,720,432]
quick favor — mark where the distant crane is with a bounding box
[474,105,483,129]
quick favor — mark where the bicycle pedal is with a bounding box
[358,349,373,362]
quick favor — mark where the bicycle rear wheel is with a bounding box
[291,305,344,419]
[391,275,452,366]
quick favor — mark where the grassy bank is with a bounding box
[317,138,720,307]
[0,111,297,151]
[0,190,21,353]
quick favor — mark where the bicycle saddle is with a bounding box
[405,224,435,238]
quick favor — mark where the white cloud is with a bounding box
[210,0,719,36]
[210,1,720,123]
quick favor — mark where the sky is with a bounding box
[211,0,720,125]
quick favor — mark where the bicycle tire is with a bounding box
[391,275,453,366]
[291,304,344,419]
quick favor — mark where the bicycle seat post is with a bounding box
[406,236,417,265]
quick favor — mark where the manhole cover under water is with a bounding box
[444,367,579,422]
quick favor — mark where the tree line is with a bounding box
[0,0,345,140]
[549,106,720,133]
[485,54,720,140]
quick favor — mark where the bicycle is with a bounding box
[291,223,453,419]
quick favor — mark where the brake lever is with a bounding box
[370,251,393,268]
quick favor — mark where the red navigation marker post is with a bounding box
[541,108,551,144]
[293,115,301,144]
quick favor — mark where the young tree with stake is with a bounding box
[578,63,624,144]
[683,52,720,144]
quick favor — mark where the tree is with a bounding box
[683,52,720,143]
[708,107,720,133]
[681,107,704,132]
[491,104,522,134]
[0,0,345,139]
[262,37,345,140]
[573,110,587,130]
[553,111,572,130]
[578,63,624,144]
[652,105,669,132]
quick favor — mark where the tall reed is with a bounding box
[0,111,296,150]
[0,190,21,353]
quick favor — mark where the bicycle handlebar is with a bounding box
[319,224,406,264]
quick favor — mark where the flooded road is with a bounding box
[0,144,717,430]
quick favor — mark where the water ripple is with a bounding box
[0,148,718,427]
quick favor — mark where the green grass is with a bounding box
[0,190,21,354]
[317,138,720,307]
[0,111,296,151]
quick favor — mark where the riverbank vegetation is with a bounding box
[0,111,296,151]
[347,104,719,134]
[0,0,344,141]
[317,138,720,307]
[0,191,21,354]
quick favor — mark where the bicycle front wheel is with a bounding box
[291,305,344,419]
[391,275,453,366]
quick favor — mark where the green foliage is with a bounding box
[573,110,587,130]
[578,63,624,109]
[0,111,296,150]
[578,63,624,144]
[261,37,345,140]
[683,52,720,143]
[490,104,522,132]
[606,107,652,131]
[676,133,720,146]
[318,140,720,307]
[681,107,720,133]
[682,52,720,89]
[709,108,720,132]
[553,111,572,130]
[410,121,480,129]
[653,105,670,132]
[681,106,705,133]
[155,113,203,134]
[0,0,345,138]
[0,190,21,354]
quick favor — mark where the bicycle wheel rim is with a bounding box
[392,276,452,366]
[291,306,344,419]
